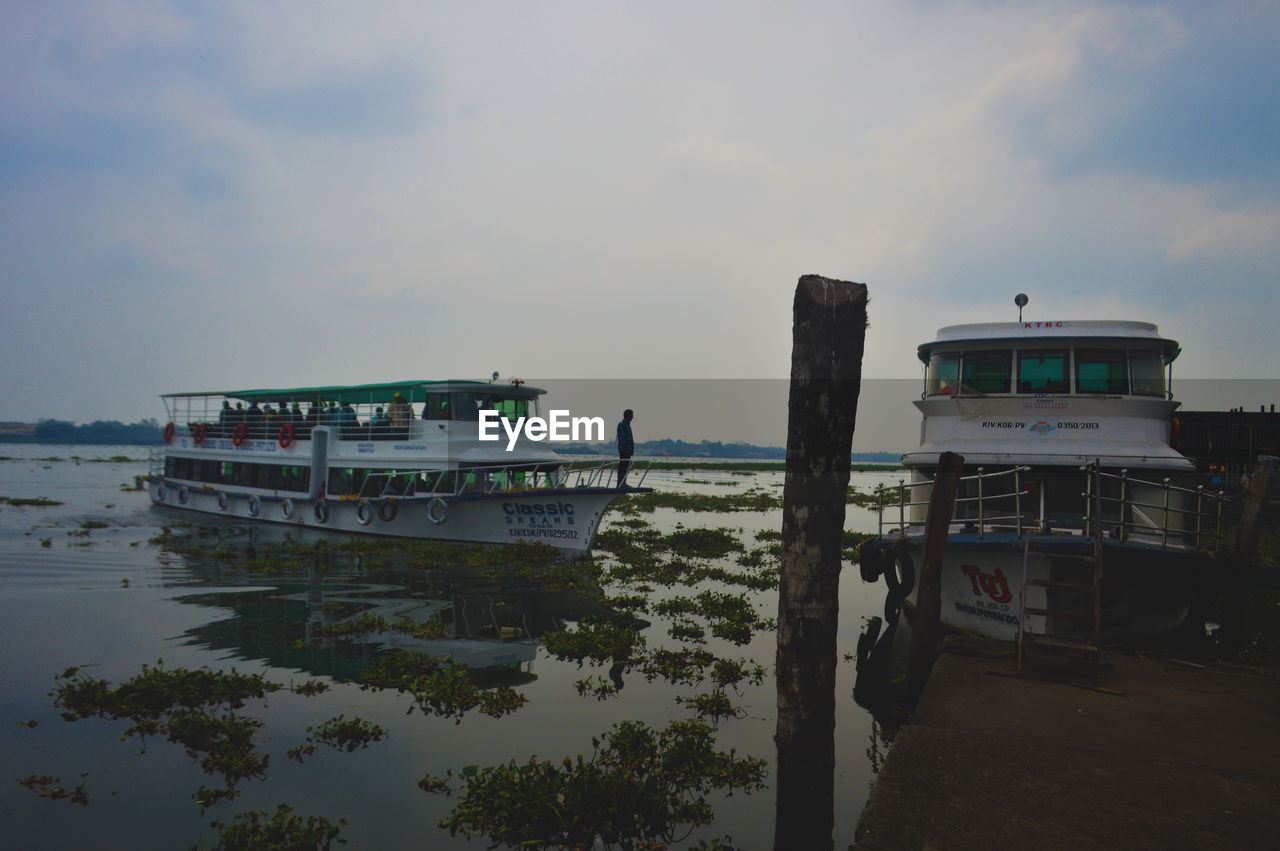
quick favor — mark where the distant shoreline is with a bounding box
[0,422,902,461]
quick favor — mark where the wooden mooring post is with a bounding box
[775,275,867,850]
[908,451,963,694]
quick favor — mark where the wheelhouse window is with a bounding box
[1017,350,1068,393]
[926,353,960,396]
[961,350,1012,394]
[424,393,451,420]
[1075,349,1128,394]
[1130,350,1166,397]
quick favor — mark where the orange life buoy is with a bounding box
[192,423,207,445]
[163,422,175,443]
[232,424,247,447]
[278,423,294,449]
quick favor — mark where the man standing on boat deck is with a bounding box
[617,409,635,488]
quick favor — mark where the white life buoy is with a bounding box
[314,499,329,524]
[217,492,229,511]
[281,498,294,519]
[356,499,373,525]
[427,497,449,525]
[247,495,261,517]
[178,486,189,505]
[156,484,167,502]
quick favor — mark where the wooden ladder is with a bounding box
[1016,472,1104,676]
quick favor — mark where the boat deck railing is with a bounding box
[355,459,651,500]
[873,463,1230,551]
[147,451,649,501]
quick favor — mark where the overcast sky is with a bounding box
[3,1,1278,440]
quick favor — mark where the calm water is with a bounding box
[0,446,903,849]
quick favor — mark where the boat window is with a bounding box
[926,353,960,396]
[1017,350,1068,393]
[490,396,530,421]
[1130,350,1166,397]
[450,393,482,420]
[328,467,354,496]
[961,350,1012,394]
[424,393,451,420]
[1075,349,1128,394]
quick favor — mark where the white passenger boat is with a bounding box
[143,379,646,552]
[864,304,1230,646]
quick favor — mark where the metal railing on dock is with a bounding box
[873,463,1229,551]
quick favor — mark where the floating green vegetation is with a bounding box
[291,679,330,697]
[846,485,880,508]
[543,619,645,666]
[208,804,347,850]
[663,527,744,559]
[52,662,282,805]
[16,773,89,806]
[675,690,739,721]
[1,496,64,507]
[616,489,784,514]
[595,525,779,595]
[79,520,109,530]
[357,650,528,723]
[288,715,387,763]
[425,719,767,849]
[844,530,874,561]
[653,592,776,646]
[311,612,446,642]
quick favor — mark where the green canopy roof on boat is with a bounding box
[161,380,545,405]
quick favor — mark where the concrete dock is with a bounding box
[854,637,1280,849]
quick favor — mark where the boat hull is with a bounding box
[146,480,625,552]
[885,534,1200,645]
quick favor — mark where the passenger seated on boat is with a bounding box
[338,402,360,439]
[371,407,391,438]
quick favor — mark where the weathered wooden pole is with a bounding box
[908,451,964,694]
[775,275,867,851]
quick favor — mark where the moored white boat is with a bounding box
[144,379,645,552]
[863,305,1231,646]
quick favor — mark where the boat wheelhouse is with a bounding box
[865,313,1230,648]
[144,379,646,551]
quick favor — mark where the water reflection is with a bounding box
[852,591,916,736]
[158,523,617,687]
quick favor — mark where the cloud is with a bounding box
[1,1,1278,425]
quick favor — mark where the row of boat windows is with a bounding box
[165,457,311,492]
[164,457,468,497]
[926,348,1167,397]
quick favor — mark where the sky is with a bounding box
[2,1,1278,447]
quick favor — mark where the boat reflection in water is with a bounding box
[157,522,620,687]
[853,583,917,739]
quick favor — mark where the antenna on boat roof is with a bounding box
[1014,293,1029,322]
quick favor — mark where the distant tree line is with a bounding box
[0,419,163,445]
[553,438,899,463]
[0,421,901,458]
